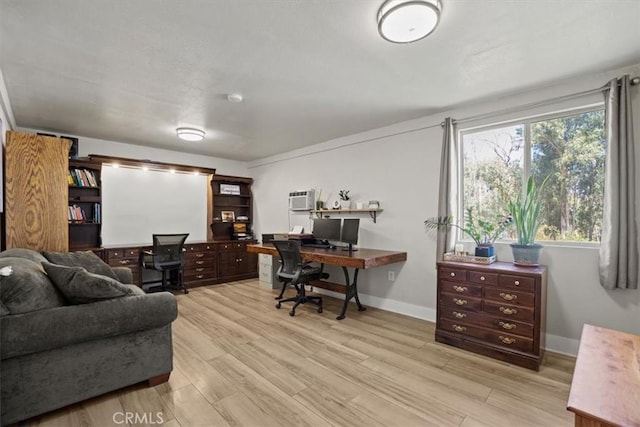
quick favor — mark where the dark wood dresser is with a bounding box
[436,261,547,370]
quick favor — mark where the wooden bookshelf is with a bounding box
[68,158,102,250]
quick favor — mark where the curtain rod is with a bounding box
[442,75,639,127]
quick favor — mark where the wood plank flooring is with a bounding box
[24,280,575,427]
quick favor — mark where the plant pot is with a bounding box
[340,200,351,210]
[510,243,543,266]
[475,245,494,257]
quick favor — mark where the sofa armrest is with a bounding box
[1,292,177,360]
[112,266,133,284]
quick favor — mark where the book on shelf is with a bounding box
[69,168,99,187]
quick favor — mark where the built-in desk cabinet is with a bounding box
[105,247,141,286]
[184,243,217,288]
[436,261,547,370]
[217,241,258,282]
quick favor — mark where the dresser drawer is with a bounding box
[439,318,533,353]
[185,243,215,253]
[106,248,139,260]
[483,300,534,322]
[184,267,216,282]
[499,274,535,292]
[439,267,467,282]
[439,293,482,311]
[485,288,535,307]
[185,257,216,268]
[218,242,246,251]
[468,271,498,286]
[440,309,534,338]
[440,280,482,297]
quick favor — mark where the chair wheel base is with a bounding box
[289,310,295,316]
[318,307,323,313]
[276,302,281,309]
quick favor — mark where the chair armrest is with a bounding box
[1,292,177,360]
[112,266,133,284]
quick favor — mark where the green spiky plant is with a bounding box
[425,207,512,246]
[508,176,548,245]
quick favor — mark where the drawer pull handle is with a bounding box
[499,293,517,301]
[113,252,119,256]
[514,280,520,286]
[196,274,204,279]
[499,335,516,345]
[119,260,129,265]
[453,285,467,293]
[480,276,485,281]
[453,324,467,332]
[450,272,456,277]
[196,260,204,265]
[196,253,205,258]
[498,321,516,330]
[452,311,467,319]
[196,268,204,272]
[499,307,518,315]
[453,298,467,306]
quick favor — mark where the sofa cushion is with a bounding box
[0,301,9,316]
[42,263,137,304]
[42,251,118,281]
[0,248,48,264]
[0,258,66,315]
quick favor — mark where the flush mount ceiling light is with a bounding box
[377,0,441,44]
[176,127,205,142]
[227,93,243,103]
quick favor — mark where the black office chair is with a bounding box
[141,233,189,294]
[272,239,324,316]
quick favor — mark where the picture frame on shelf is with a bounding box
[221,211,235,222]
[220,184,241,195]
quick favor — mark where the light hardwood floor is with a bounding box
[25,280,576,427]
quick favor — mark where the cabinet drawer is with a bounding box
[106,248,139,259]
[185,243,215,253]
[439,267,467,282]
[439,293,482,311]
[258,253,272,265]
[184,267,216,281]
[259,268,273,283]
[185,257,216,268]
[219,242,246,251]
[440,280,482,297]
[499,274,535,292]
[439,318,533,353]
[440,309,533,338]
[483,300,534,322]
[109,258,138,267]
[485,288,535,307]
[468,271,498,286]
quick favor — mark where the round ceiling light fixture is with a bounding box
[176,127,205,142]
[227,93,243,103]
[377,0,441,44]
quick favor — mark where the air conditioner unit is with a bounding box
[289,189,315,211]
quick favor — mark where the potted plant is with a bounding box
[338,190,351,209]
[425,207,512,257]
[507,176,547,266]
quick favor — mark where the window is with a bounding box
[461,107,605,243]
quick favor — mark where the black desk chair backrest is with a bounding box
[142,233,189,294]
[152,233,189,270]
[272,239,323,316]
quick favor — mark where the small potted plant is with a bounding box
[507,175,547,266]
[425,207,512,257]
[338,190,351,209]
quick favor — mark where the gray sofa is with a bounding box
[0,249,178,426]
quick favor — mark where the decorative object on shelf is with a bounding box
[221,211,235,222]
[315,189,324,210]
[507,176,548,266]
[332,200,341,209]
[220,184,241,195]
[368,200,380,209]
[425,207,512,259]
[338,189,351,209]
[355,202,364,210]
[443,252,496,265]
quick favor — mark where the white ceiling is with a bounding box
[1,0,639,161]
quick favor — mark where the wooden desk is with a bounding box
[247,243,407,319]
[567,324,640,427]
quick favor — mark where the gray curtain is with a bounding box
[436,117,458,261]
[599,75,638,290]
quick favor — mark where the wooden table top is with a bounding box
[247,243,407,269]
[567,324,640,426]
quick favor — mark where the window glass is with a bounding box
[460,108,605,243]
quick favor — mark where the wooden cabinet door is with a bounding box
[5,131,71,251]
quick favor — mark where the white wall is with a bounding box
[249,63,640,355]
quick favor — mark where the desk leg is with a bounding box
[337,267,366,320]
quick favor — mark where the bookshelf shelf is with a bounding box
[68,159,103,250]
[211,175,254,241]
[310,208,383,223]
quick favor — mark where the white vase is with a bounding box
[340,200,351,209]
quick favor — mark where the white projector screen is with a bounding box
[101,166,208,245]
